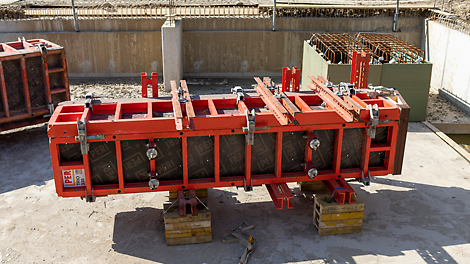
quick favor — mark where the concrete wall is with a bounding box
[0,19,165,78]
[0,17,425,78]
[426,20,470,105]
[182,17,425,77]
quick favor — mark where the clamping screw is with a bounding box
[308,168,318,179]
[146,148,158,160]
[309,139,320,150]
[149,178,159,190]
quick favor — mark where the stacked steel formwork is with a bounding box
[0,39,70,131]
[47,74,409,207]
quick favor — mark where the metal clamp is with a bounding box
[82,92,105,112]
[366,104,379,139]
[242,110,270,145]
[231,86,256,105]
[75,118,105,155]
[177,87,187,103]
[43,103,55,118]
[231,86,245,105]
[33,42,48,56]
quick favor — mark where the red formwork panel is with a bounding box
[0,39,70,131]
[47,75,408,202]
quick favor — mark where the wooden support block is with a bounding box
[317,211,364,222]
[315,218,363,228]
[166,227,212,239]
[313,194,364,236]
[316,226,362,236]
[299,181,330,194]
[165,220,211,231]
[166,235,213,246]
[163,200,212,246]
[169,189,208,199]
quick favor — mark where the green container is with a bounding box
[301,41,432,122]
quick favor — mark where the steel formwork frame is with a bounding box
[0,39,70,131]
[355,33,425,63]
[309,33,376,64]
[48,75,405,202]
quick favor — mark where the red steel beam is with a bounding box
[254,77,290,126]
[322,179,356,205]
[308,76,355,122]
[170,81,184,131]
[266,183,294,209]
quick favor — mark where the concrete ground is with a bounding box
[1,122,470,264]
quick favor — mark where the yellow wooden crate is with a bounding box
[313,194,364,236]
[163,201,212,246]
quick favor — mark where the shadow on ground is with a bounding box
[112,180,470,263]
[0,123,53,194]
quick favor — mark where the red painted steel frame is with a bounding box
[0,39,70,131]
[141,72,158,98]
[350,51,370,89]
[48,77,402,199]
[282,67,300,92]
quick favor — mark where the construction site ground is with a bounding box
[1,78,470,263]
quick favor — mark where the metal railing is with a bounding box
[429,9,470,35]
[18,5,432,19]
[23,5,261,18]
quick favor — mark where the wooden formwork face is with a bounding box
[47,77,406,199]
[0,39,70,131]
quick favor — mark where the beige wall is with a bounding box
[0,17,425,77]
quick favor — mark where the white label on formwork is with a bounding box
[62,169,86,187]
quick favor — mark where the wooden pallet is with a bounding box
[313,194,364,236]
[163,189,211,246]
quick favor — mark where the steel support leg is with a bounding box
[266,183,294,210]
[322,179,356,205]
[178,189,198,216]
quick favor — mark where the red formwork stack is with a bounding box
[0,39,70,132]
